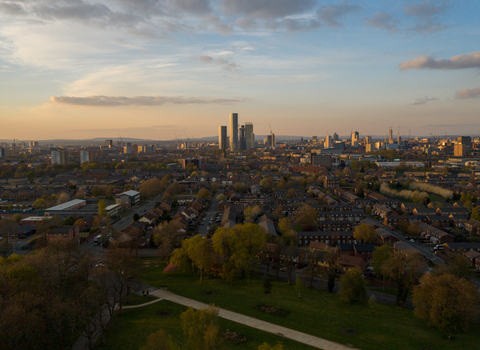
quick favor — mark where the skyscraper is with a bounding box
[105,140,113,148]
[218,126,227,150]
[351,131,359,146]
[245,122,254,149]
[229,113,238,151]
[239,125,246,150]
[333,132,339,141]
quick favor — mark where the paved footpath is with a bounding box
[127,288,359,350]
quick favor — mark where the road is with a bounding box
[197,190,223,236]
[112,192,165,232]
[368,216,444,265]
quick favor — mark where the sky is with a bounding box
[0,0,479,141]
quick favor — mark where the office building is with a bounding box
[230,113,238,151]
[105,140,113,148]
[239,125,246,150]
[351,131,359,146]
[310,153,332,167]
[124,143,133,154]
[389,127,393,143]
[51,150,69,165]
[218,126,227,150]
[454,144,466,157]
[457,136,472,147]
[333,133,339,142]
[80,150,93,164]
[0,148,5,157]
[312,136,317,143]
[324,135,332,148]
[245,122,254,149]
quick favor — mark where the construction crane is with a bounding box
[430,133,435,143]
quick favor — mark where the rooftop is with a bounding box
[45,199,86,211]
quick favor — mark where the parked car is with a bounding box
[410,239,415,243]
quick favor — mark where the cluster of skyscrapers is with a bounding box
[219,113,256,151]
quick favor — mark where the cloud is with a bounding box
[196,55,240,70]
[0,2,27,16]
[425,123,480,128]
[221,0,316,20]
[404,0,448,33]
[49,95,246,106]
[455,87,480,99]
[364,12,399,33]
[411,97,439,105]
[316,4,362,28]
[400,51,480,70]
[282,18,321,32]
[200,55,214,63]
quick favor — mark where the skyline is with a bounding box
[1,0,480,140]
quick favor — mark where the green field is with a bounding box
[133,260,480,350]
[100,300,317,350]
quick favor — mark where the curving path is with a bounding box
[127,288,359,350]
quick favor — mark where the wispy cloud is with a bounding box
[49,95,247,106]
[196,55,241,71]
[400,51,480,70]
[455,87,480,99]
[316,4,362,28]
[411,96,439,105]
[364,12,399,33]
[404,0,448,33]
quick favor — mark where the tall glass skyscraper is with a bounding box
[229,113,238,151]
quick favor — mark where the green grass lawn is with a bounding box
[99,300,317,350]
[137,260,480,350]
[125,293,157,306]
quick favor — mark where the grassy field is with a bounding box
[136,259,480,350]
[100,300,317,350]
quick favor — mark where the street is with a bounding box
[197,190,222,236]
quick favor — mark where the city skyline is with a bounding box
[1,1,480,140]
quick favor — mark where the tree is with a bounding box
[258,343,283,350]
[63,216,76,226]
[140,329,177,350]
[272,205,284,220]
[285,188,295,198]
[294,204,317,231]
[186,235,214,282]
[371,245,391,290]
[471,206,480,221]
[33,198,46,209]
[12,214,22,223]
[304,248,322,288]
[180,305,221,350]
[413,273,480,336]
[295,274,303,298]
[278,217,292,235]
[353,224,377,243]
[216,194,226,202]
[244,205,261,222]
[197,188,211,200]
[98,199,108,217]
[385,251,426,307]
[133,213,140,222]
[324,247,338,293]
[154,221,184,260]
[56,192,70,204]
[338,268,366,303]
[0,218,20,257]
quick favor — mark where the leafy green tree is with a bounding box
[180,305,221,350]
[98,199,108,217]
[216,194,226,202]
[413,273,480,336]
[63,216,76,226]
[471,206,480,221]
[186,235,214,282]
[140,329,178,350]
[293,204,317,230]
[338,267,366,303]
[371,245,392,278]
[353,224,377,243]
[197,188,211,200]
[385,251,426,307]
[258,343,283,350]
[263,276,273,294]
